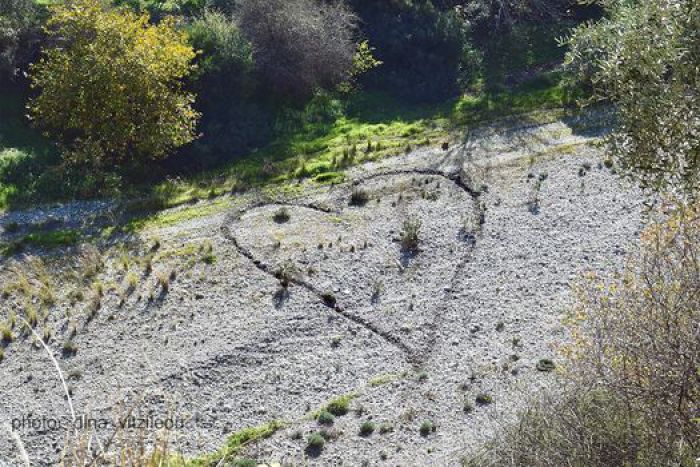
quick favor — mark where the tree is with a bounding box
[236,0,358,101]
[348,0,478,102]
[0,0,42,80]
[28,0,199,168]
[565,0,700,194]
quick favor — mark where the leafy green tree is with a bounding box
[29,0,200,168]
[566,0,700,194]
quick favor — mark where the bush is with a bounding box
[184,9,275,165]
[317,410,335,425]
[450,0,576,35]
[349,188,369,206]
[349,0,479,101]
[237,0,358,101]
[565,202,700,461]
[306,432,325,451]
[326,396,351,416]
[272,207,290,224]
[28,0,199,168]
[400,216,422,253]
[359,420,376,436]
[419,420,434,436]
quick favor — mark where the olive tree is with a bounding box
[565,0,700,194]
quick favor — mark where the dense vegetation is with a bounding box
[566,0,700,194]
[1,0,585,210]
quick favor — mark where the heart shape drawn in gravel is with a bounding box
[225,171,481,362]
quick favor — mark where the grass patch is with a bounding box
[188,420,284,466]
[120,197,232,232]
[1,229,81,255]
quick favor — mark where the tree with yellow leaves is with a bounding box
[28,0,199,168]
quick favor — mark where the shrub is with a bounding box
[471,203,700,465]
[349,188,369,206]
[272,207,290,224]
[326,396,351,416]
[419,420,434,436]
[237,0,358,100]
[28,0,199,168]
[1,325,14,343]
[306,432,325,450]
[475,393,493,405]
[400,216,422,252]
[0,0,43,80]
[274,259,297,287]
[317,410,335,425]
[536,358,555,372]
[321,291,337,307]
[379,422,394,434]
[359,420,375,436]
[563,202,700,461]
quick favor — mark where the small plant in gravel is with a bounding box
[198,242,216,263]
[273,207,291,224]
[476,393,493,406]
[157,272,170,293]
[317,410,335,425]
[306,432,325,452]
[350,188,370,206]
[126,272,138,292]
[1,326,14,343]
[274,260,297,287]
[495,321,505,332]
[326,395,352,416]
[359,420,376,436]
[92,281,104,297]
[371,279,384,303]
[379,422,394,434]
[321,291,337,307]
[420,420,435,436]
[400,216,422,253]
[25,306,38,328]
[463,401,474,413]
[63,340,78,355]
[536,358,556,372]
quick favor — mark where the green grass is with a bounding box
[0,85,58,209]
[186,420,284,466]
[1,228,81,255]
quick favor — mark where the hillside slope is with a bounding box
[0,109,644,465]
